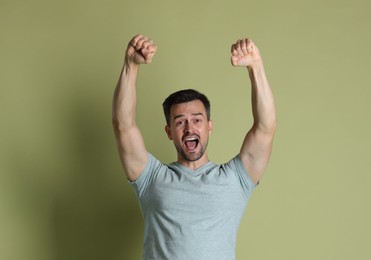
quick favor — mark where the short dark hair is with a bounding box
[162,89,211,125]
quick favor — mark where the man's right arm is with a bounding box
[112,35,157,181]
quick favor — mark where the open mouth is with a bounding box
[184,136,199,150]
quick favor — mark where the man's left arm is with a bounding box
[231,38,277,184]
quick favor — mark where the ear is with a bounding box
[208,120,213,135]
[165,125,173,140]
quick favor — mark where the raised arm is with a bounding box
[112,34,157,181]
[231,38,277,184]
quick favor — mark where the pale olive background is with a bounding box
[1,0,370,259]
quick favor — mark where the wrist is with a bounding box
[125,54,140,66]
[122,60,139,80]
[247,59,264,72]
[124,56,140,72]
[247,60,267,82]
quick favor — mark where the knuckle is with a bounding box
[132,34,142,42]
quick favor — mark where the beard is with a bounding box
[174,139,208,162]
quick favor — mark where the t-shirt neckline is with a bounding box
[170,161,215,175]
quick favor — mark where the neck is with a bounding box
[177,153,210,170]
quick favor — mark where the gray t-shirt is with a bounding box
[131,153,257,260]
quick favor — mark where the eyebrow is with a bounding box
[173,113,204,120]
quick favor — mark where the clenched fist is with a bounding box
[126,34,157,65]
[231,38,262,68]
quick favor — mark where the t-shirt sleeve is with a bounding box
[225,154,258,198]
[129,153,163,198]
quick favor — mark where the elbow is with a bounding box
[271,119,278,134]
[112,117,136,134]
[265,123,277,137]
[112,119,123,136]
[112,118,121,130]
[254,119,277,136]
[112,118,126,132]
[269,118,278,135]
[266,112,278,135]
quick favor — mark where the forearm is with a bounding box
[112,61,140,131]
[248,62,277,134]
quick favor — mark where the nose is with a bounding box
[184,121,194,134]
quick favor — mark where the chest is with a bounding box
[141,170,247,220]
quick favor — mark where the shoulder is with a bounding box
[130,153,168,195]
[220,155,258,191]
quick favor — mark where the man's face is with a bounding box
[165,100,213,162]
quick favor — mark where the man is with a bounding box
[112,34,276,260]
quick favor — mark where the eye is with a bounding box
[175,120,184,126]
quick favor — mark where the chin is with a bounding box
[182,149,205,162]
[175,142,207,162]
